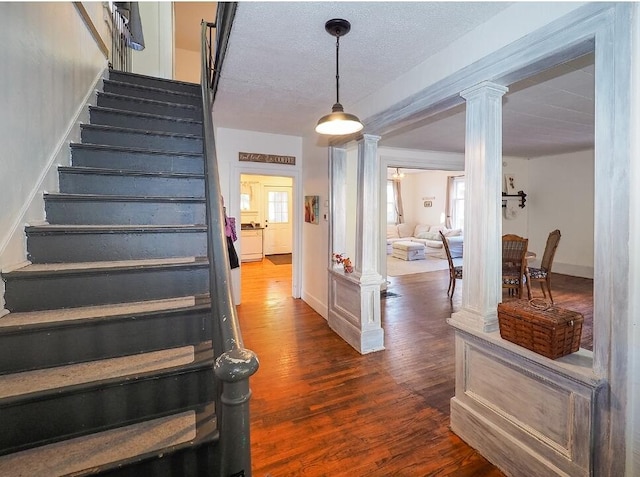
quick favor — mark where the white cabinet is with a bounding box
[241,228,263,262]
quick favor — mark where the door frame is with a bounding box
[230,163,301,302]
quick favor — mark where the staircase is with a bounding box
[0,70,246,476]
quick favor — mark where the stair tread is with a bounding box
[90,105,203,124]
[109,69,200,88]
[44,192,205,202]
[0,345,200,399]
[7,256,206,275]
[25,224,207,233]
[104,79,201,100]
[58,165,205,179]
[81,123,203,140]
[70,142,203,157]
[98,91,201,110]
[0,410,198,476]
[0,296,203,328]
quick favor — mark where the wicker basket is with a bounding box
[497,299,583,359]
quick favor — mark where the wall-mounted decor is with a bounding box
[239,152,296,165]
[504,173,517,193]
[304,195,319,224]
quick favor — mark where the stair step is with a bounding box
[97,91,202,120]
[2,257,210,312]
[103,79,202,107]
[0,411,196,475]
[44,193,206,225]
[0,297,212,374]
[0,344,214,456]
[26,224,208,263]
[108,69,201,95]
[70,143,204,174]
[81,124,203,154]
[58,166,205,198]
[89,106,203,135]
[1,344,197,398]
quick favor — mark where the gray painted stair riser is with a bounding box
[58,169,205,198]
[89,107,203,136]
[108,70,200,95]
[3,264,210,312]
[44,195,206,225]
[95,437,217,477]
[0,364,215,456]
[26,228,208,263]
[0,306,212,374]
[70,144,204,174]
[81,125,203,154]
[97,92,202,121]
[103,80,201,107]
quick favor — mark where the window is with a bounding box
[451,177,465,230]
[267,191,289,223]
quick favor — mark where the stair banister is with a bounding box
[201,5,259,477]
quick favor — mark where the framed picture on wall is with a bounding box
[304,195,319,224]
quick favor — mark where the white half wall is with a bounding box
[0,2,107,308]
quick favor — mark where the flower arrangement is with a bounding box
[332,253,353,273]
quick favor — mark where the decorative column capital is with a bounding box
[357,133,381,144]
[460,81,508,101]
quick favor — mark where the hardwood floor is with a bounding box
[237,260,593,476]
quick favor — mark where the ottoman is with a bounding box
[392,241,426,261]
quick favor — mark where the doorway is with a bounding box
[238,173,294,289]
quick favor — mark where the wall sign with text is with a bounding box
[239,152,296,165]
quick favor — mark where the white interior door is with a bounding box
[263,186,292,255]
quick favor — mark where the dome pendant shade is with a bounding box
[315,19,363,136]
[315,103,364,135]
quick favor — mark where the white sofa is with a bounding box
[386,223,463,257]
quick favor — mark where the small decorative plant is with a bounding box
[332,253,353,273]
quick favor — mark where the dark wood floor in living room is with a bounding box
[236,260,593,476]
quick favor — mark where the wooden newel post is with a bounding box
[214,347,260,477]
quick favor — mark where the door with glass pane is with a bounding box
[263,186,292,255]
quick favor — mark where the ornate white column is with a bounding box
[355,134,385,351]
[327,135,384,354]
[451,81,507,332]
[329,146,347,259]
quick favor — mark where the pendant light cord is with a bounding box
[335,33,340,105]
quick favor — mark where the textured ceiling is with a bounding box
[212,2,595,158]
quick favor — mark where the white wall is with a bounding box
[398,170,450,227]
[528,150,594,278]
[501,156,529,237]
[174,47,199,84]
[0,3,107,309]
[131,2,174,79]
[215,127,303,304]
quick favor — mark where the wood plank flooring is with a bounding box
[237,260,593,476]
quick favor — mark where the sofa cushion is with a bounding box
[387,224,400,239]
[415,231,441,241]
[413,223,431,237]
[444,228,462,237]
[397,223,415,238]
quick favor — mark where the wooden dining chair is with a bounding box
[528,229,561,303]
[440,231,462,300]
[502,234,530,299]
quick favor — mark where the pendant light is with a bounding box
[315,19,364,136]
